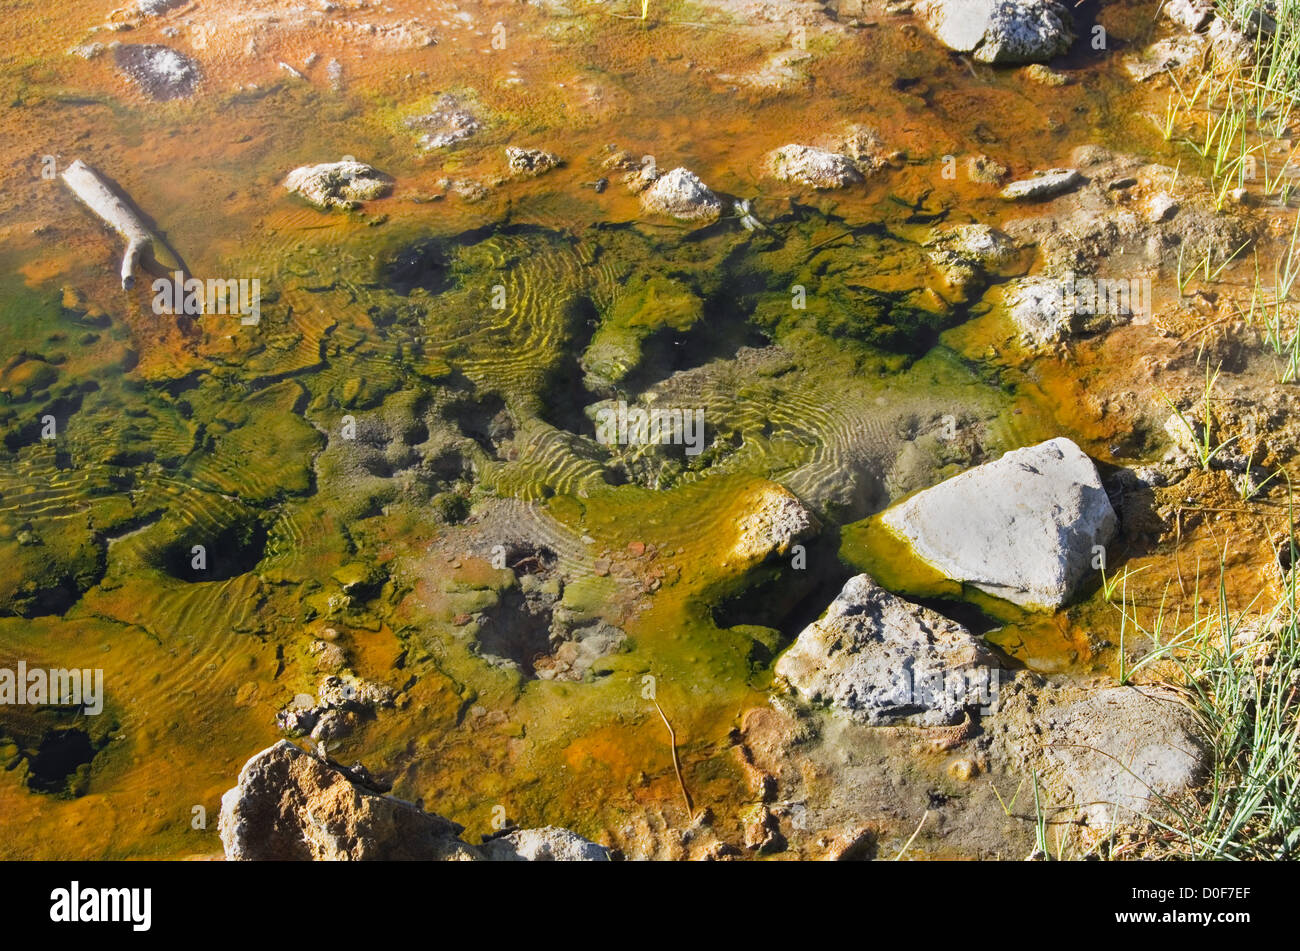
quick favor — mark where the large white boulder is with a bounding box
[917,0,1075,64]
[880,438,1117,609]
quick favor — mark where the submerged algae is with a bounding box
[0,0,1235,858]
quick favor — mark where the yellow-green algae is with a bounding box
[0,0,1228,857]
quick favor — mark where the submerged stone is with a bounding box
[284,161,392,211]
[481,826,611,861]
[505,146,561,178]
[406,95,481,149]
[113,44,201,100]
[1125,35,1206,82]
[925,223,1021,301]
[766,144,863,189]
[731,483,821,564]
[1163,0,1215,31]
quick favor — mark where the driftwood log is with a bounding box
[60,159,157,290]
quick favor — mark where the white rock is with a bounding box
[927,223,1018,270]
[1039,686,1206,828]
[1006,272,1141,347]
[917,0,1074,64]
[1144,192,1180,223]
[1005,276,1069,345]
[1000,167,1082,200]
[136,0,186,17]
[1163,0,1214,31]
[639,168,722,222]
[775,574,997,726]
[731,483,821,563]
[880,437,1117,609]
[480,826,611,861]
[406,95,480,150]
[220,741,609,861]
[766,144,863,189]
[284,160,391,210]
[927,224,1021,301]
[1125,35,1206,82]
[505,146,560,177]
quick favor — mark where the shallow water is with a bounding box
[0,0,1291,858]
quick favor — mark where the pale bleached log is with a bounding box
[60,159,155,290]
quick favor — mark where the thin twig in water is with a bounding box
[805,230,855,258]
[1175,507,1187,597]
[893,808,929,860]
[653,698,695,820]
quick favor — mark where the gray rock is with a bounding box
[1000,155,1254,277]
[1163,0,1214,31]
[481,826,611,861]
[68,42,106,59]
[930,224,1018,266]
[113,44,201,100]
[1020,63,1068,85]
[1005,274,1135,346]
[1208,14,1255,66]
[880,437,1118,609]
[766,144,864,189]
[926,223,1021,300]
[220,741,610,861]
[136,0,186,15]
[1144,192,1180,223]
[838,125,892,174]
[968,153,1010,183]
[917,0,1074,64]
[317,673,394,709]
[1000,167,1082,200]
[1039,686,1206,828]
[731,483,821,563]
[1006,276,1070,346]
[775,574,998,726]
[640,168,723,221]
[309,707,356,742]
[219,741,479,861]
[1125,35,1206,82]
[276,673,395,735]
[533,620,626,682]
[284,160,391,211]
[505,146,561,178]
[406,96,481,150]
